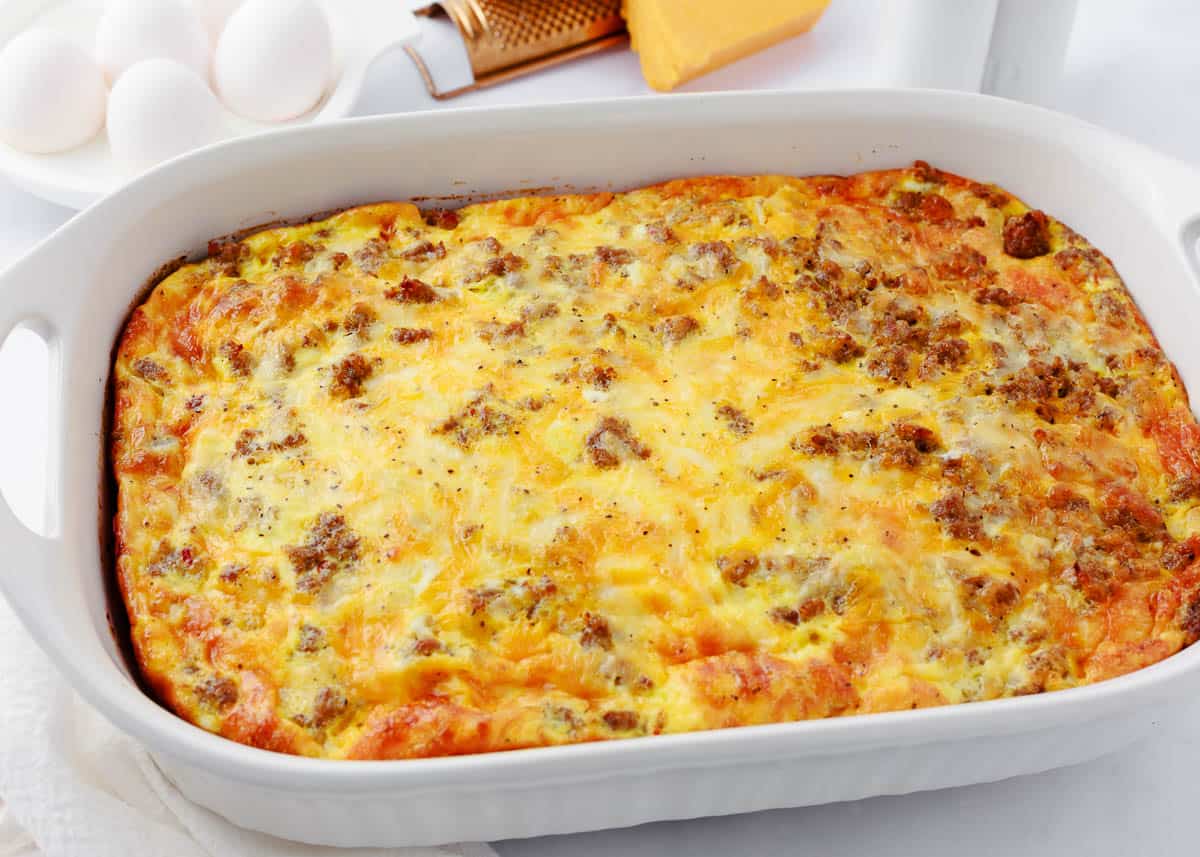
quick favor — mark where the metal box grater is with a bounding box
[405,0,627,98]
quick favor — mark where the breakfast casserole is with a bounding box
[111,162,1200,759]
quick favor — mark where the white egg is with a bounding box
[191,0,245,45]
[107,59,226,172]
[0,29,107,154]
[214,0,333,121]
[96,0,210,82]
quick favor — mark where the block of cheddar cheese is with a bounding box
[623,0,832,91]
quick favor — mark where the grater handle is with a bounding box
[315,4,422,121]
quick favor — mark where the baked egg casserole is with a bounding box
[112,163,1200,759]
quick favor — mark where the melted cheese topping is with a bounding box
[112,165,1200,759]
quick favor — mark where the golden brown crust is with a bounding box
[112,163,1200,759]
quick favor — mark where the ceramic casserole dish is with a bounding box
[1,90,1200,847]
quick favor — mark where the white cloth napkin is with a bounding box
[0,599,497,857]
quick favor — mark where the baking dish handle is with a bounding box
[1148,150,1200,288]
[1179,213,1200,290]
[0,256,64,623]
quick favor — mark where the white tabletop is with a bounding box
[2,1,1199,854]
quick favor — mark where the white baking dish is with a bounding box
[1,90,1199,848]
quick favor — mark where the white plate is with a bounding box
[0,0,419,208]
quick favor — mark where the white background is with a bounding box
[1,1,1198,854]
